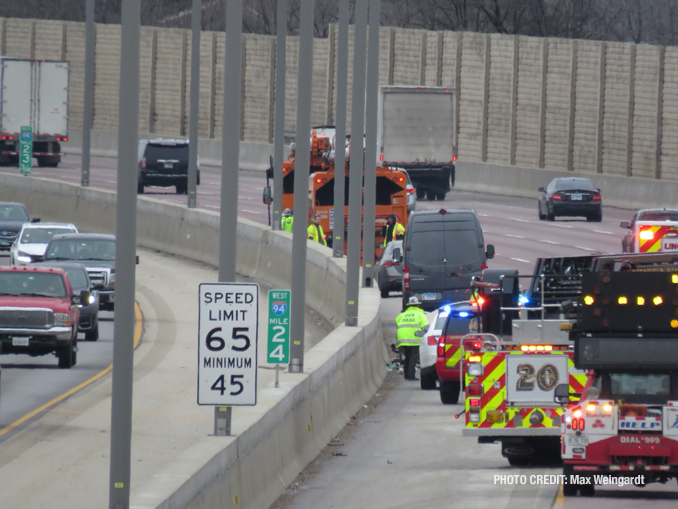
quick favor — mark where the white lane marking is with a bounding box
[551,223,573,228]
[510,257,531,263]
[238,197,253,201]
[511,218,532,223]
[203,204,220,209]
[505,234,524,239]
[576,246,595,251]
[103,180,117,184]
[478,213,489,217]
[242,209,263,214]
[593,230,613,235]
[539,240,560,245]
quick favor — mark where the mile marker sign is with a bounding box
[267,290,290,363]
[198,283,259,405]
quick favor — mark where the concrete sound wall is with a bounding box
[0,172,387,509]
[4,16,678,183]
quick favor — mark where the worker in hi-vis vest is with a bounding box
[395,296,429,380]
[307,213,327,246]
[281,208,294,232]
[382,213,405,246]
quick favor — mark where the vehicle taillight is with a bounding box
[428,335,439,346]
[407,188,414,194]
[403,266,410,291]
[592,193,601,202]
[452,154,457,162]
[481,262,487,270]
[552,193,563,202]
[437,336,445,357]
[579,418,585,430]
[572,417,578,430]
[469,398,481,407]
[141,157,146,169]
[467,383,483,396]
[383,260,397,267]
[640,229,654,240]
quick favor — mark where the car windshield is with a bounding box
[20,227,76,244]
[0,271,67,298]
[45,239,116,261]
[610,373,670,397]
[556,179,596,191]
[0,205,29,222]
[64,268,88,291]
[638,211,678,222]
[145,144,189,162]
[433,312,450,332]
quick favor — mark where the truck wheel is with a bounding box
[439,381,460,404]
[137,182,144,194]
[436,192,446,201]
[580,479,595,497]
[426,189,436,201]
[563,483,577,497]
[58,339,76,369]
[37,157,59,168]
[85,324,99,341]
[380,289,389,298]
[507,456,530,467]
[538,203,546,220]
[416,188,426,200]
[176,181,188,194]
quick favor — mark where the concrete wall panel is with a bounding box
[544,38,572,170]
[4,18,32,57]
[242,34,274,143]
[515,36,542,168]
[392,28,421,85]
[65,22,86,131]
[34,20,63,60]
[154,28,186,136]
[602,42,632,176]
[93,24,121,131]
[631,45,660,179]
[573,41,601,173]
[458,32,486,161]
[486,34,514,164]
[662,47,678,181]
[440,31,459,88]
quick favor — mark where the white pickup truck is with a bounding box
[0,57,69,168]
[376,86,457,201]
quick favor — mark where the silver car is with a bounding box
[376,240,404,298]
[10,222,78,266]
[403,170,416,214]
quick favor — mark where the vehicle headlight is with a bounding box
[88,294,97,305]
[109,273,115,288]
[55,313,71,326]
[16,251,32,262]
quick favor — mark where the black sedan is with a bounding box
[376,240,404,298]
[32,261,100,341]
[537,177,602,222]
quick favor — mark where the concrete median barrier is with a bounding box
[455,161,678,211]
[0,172,387,509]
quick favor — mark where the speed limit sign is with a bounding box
[198,283,259,405]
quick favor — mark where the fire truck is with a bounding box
[558,256,678,496]
[459,257,597,465]
[266,129,409,260]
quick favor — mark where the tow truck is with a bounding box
[558,258,678,496]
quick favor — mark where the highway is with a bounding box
[2,155,676,507]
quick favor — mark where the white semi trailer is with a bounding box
[0,57,69,167]
[377,85,457,201]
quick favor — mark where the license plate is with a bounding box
[12,336,30,346]
[571,193,582,201]
[661,238,678,252]
[422,293,437,301]
[566,435,589,446]
[164,162,173,169]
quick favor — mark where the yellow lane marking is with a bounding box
[0,302,143,438]
[553,484,565,507]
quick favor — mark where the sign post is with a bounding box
[19,126,32,175]
[267,290,290,387]
[198,283,259,436]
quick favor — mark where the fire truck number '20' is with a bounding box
[516,363,559,391]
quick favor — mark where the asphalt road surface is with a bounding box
[3,155,675,507]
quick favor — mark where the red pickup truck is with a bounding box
[0,266,89,368]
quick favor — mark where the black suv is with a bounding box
[137,139,200,195]
[400,208,494,311]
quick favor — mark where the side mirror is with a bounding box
[485,244,495,260]
[392,248,402,263]
[263,186,273,205]
[620,221,630,229]
[31,217,41,223]
[554,384,570,405]
[538,187,545,193]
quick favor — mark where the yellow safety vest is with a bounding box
[395,306,429,348]
[282,216,294,232]
[383,222,406,246]
[307,223,327,246]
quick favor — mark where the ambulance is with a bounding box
[620,208,678,253]
[559,265,678,496]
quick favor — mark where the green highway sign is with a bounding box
[267,290,290,364]
[19,126,32,175]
